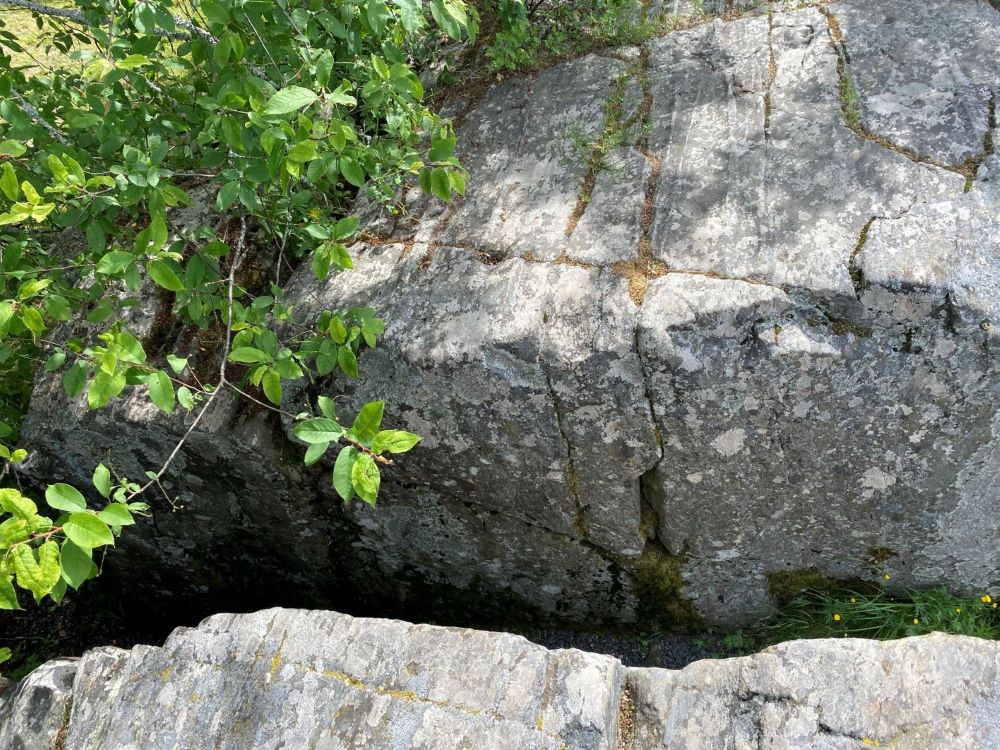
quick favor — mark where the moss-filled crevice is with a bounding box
[766,567,877,607]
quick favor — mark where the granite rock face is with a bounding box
[3,609,1000,749]
[21,0,1000,626]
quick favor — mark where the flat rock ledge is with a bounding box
[2,609,999,749]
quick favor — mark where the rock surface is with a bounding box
[3,609,1000,749]
[20,0,1000,627]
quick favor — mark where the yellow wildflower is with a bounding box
[850,597,857,603]
[884,574,891,581]
[913,618,919,625]
[833,613,841,622]
[955,608,961,614]
[308,208,321,219]
[982,594,993,604]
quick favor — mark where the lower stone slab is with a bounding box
[3,609,1000,749]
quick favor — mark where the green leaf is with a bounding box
[338,345,358,378]
[392,0,426,33]
[63,361,88,398]
[333,216,360,240]
[177,386,195,411]
[97,250,135,275]
[148,369,175,413]
[0,488,37,520]
[371,429,421,454]
[93,463,112,498]
[98,503,134,527]
[229,347,271,364]
[264,86,319,115]
[0,140,26,157]
[44,350,67,372]
[262,370,282,405]
[12,543,61,601]
[63,512,114,549]
[44,294,71,322]
[294,418,345,445]
[340,157,366,188]
[87,369,126,409]
[147,260,185,292]
[216,181,240,211]
[0,575,20,610]
[166,354,188,374]
[351,401,384,443]
[59,540,94,590]
[430,167,452,201]
[0,163,17,201]
[303,442,328,465]
[332,446,359,502]
[351,452,381,506]
[45,483,87,512]
[317,395,337,420]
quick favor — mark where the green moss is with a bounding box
[630,542,702,630]
[867,547,897,564]
[766,567,877,606]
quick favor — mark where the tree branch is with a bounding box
[0,0,208,41]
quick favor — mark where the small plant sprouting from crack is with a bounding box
[764,13,777,139]
[957,93,997,192]
[566,71,640,236]
[848,216,878,298]
[840,71,862,131]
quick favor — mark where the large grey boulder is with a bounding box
[3,609,1000,749]
[20,0,1000,627]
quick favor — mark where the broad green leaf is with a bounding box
[350,401,384,443]
[216,181,240,211]
[147,260,185,292]
[430,167,452,201]
[44,350,67,372]
[340,157,365,187]
[12,543,61,601]
[45,483,86,512]
[303,441,328,465]
[332,216,360,240]
[392,0,426,33]
[351,452,380,506]
[264,86,319,115]
[20,307,45,335]
[0,489,36,521]
[177,386,195,411]
[63,512,114,549]
[97,250,134,275]
[229,347,271,364]
[98,503,134,527]
[317,395,337,420]
[87,369,126,410]
[44,294,71,322]
[63,361,88,398]
[332,446,358,501]
[166,354,188,374]
[93,463,112,498]
[338,345,358,378]
[60,540,93,590]
[148,369,175,413]
[262,370,282,405]
[371,429,421,455]
[0,163,17,201]
[0,575,20,610]
[294,418,345,445]
[0,140,26,157]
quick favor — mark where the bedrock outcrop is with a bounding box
[21,0,1000,626]
[3,609,1000,749]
